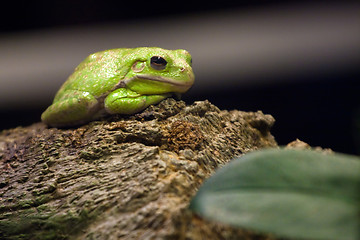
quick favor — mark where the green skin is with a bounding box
[41,47,194,127]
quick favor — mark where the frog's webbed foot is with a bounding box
[41,90,99,127]
[104,88,170,115]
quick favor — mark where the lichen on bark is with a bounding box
[0,99,277,239]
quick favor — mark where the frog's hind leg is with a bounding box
[41,90,100,127]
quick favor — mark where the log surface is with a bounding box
[0,99,277,239]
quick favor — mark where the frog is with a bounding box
[41,47,194,127]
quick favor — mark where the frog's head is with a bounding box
[122,47,194,95]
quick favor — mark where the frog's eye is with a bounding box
[150,56,167,70]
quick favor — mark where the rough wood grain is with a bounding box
[0,99,277,240]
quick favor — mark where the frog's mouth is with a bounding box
[123,74,194,88]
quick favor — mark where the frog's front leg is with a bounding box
[41,90,99,127]
[104,88,170,115]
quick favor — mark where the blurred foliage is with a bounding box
[190,149,360,240]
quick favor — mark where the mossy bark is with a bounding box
[0,99,277,240]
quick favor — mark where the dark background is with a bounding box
[1,1,326,33]
[1,0,359,154]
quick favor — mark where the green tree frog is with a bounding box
[41,47,194,127]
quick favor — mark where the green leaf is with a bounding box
[190,149,360,240]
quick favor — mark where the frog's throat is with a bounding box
[122,74,194,88]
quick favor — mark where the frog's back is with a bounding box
[53,48,133,102]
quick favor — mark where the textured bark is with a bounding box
[0,99,278,240]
